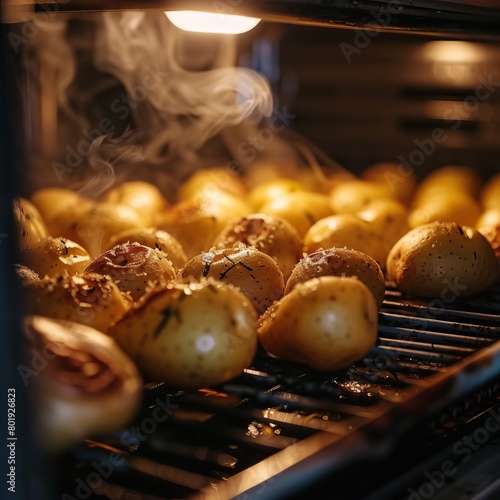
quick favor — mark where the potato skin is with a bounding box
[179,246,284,315]
[303,213,387,271]
[285,248,385,309]
[110,280,258,390]
[386,221,499,298]
[17,236,91,278]
[213,213,303,282]
[13,197,49,248]
[258,276,378,372]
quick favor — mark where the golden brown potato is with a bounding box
[30,188,85,225]
[258,276,378,372]
[158,193,252,259]
[329,180,392,214]
[386,221,499,298]
[260,191,333,238]
[303,213,387,270]
[361,161,417,205]
[412,165,483,203]
[86,243,177,301]
[110,279,258,390]
[476,209,500,230]
[213,213,303,281]
[106,227,188,271]
[13,197,49,249]
[100,181,169,226]
[357,198,410,256]
[285,248,386,309]
[179,166,249,202]
[179,246,284,315]
[22,315,142,453]
[72,202,147,259]
[247,178,306,210]
[17,236,91,278]
[20,272,132,334]
[408,192,481,228]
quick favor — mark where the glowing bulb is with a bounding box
[165,11,261,35]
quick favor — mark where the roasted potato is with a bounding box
[408,191,481,228]
[361,161,417,205]
[285,248,386,309]
[357,198,410,256]
[213,213,303,281]
[179,166,249,202]
[30,188,88,225]
[247,178,305,210]
[303,213,387,270]
[86,243,177,301]
[20,272,132,333]
[260,191,333,238]
[329,179,392,214]
[100,181,169,226]
[110,279,258,390]
[179,246,284,315]
[386,221,499,298]
[258,276,378,372]
[158,192,252,259]
[17,236,91,278]
[13,197,49,249]
[106,227,188,271]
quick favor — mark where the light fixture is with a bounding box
[165,11,261,35]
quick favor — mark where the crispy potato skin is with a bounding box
[386,221,499,298]
[285,248,385,309]
[258,276,378,372]
[179,247,284,315]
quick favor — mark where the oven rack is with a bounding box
[57,283,500,500]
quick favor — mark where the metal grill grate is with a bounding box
[58,283,500,500]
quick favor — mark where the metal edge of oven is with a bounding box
[188,320,500,499]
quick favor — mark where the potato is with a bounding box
[260,191,333,238]
[86,243,177,301]
[303,213,387,270]
[100,181,169,226]
[357,198,410,255]
[258,276,378,372]
[213,213,303,281]
[247,178,306,211]
[30,188,84,225]
[13,197,49,248]
[386,221,499,298]
[110,279,258,390]
[15,264,40,286]
[285,248,385,309]
[361,161,417,205]
[412,165,483,203]
[408,192,481,228]
[106,227,188,271]
[20,272,132,333]
[477,225,500,282]
[480,173,500,210]
[17,236,91,278]
[179,246,284,315]
[476,209,500,230]
[179,166,249,202]
[158,192,252,259]
[43,200,146,258]
[329,180,392,214]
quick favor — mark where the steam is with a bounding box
[93,11,273,162]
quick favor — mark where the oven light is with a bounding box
[165,11,261,34]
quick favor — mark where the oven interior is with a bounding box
[2,2,500,499]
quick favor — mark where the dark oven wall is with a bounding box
[242,23,500,179]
